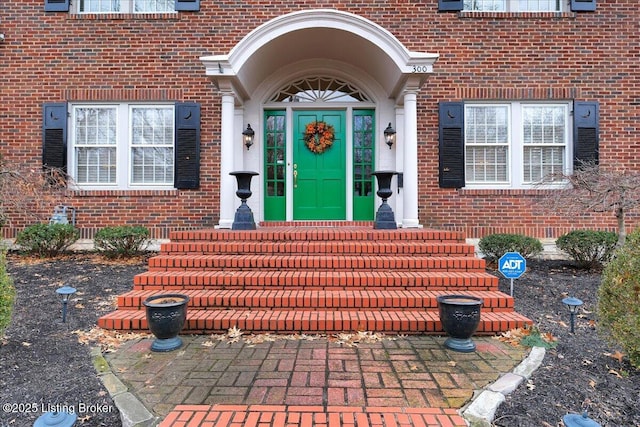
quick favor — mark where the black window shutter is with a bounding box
[44,0,70,12]
[175,0,200,11]
[570,0,596,12]
[438,0,464,12]
[573,101,599,168]
[42,103,68,171]
[439,102,465,188]
[174,102,201,189]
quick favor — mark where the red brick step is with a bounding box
[159,241,475,256]
[147,254,486,271]
[97,308,531,335]
[132,270,498,290]
[114,289,514,311]
[99,226,532,335]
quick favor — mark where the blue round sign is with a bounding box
[498,252,526,279]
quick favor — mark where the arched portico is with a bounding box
[200,9,438,228]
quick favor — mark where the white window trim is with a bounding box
[69,102,176,191]
[463,101,572,190]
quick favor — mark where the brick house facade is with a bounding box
[1,0,637,240]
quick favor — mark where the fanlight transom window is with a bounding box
[269,77,371,103]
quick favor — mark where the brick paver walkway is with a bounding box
[106,334,525,426]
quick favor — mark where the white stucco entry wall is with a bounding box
[201,9,438,228]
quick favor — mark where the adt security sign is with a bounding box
[499,252,526,297]
[499,252,526,279]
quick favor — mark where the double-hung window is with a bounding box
[464,103,570,188]
[71,104,175,189]
[77,0,177,13]
[463,0,563,12]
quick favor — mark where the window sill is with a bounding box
[458,11,576,20]
[68,13,181,21]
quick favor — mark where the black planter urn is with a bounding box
[230,171,259,230]
[143,294,189,352]
[372,170,398,230]
[437,294,483,353]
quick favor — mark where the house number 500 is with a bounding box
[412,65,429,73]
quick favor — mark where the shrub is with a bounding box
[556,230,617,269]
[94,225,150,258]
[15,223,79,257]
[0,250,16,337]
[478,233,543,263]
[598,229,640,369]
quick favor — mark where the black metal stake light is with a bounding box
[243,124,255,150]
[56,285,77,323]
[384,122,396,149]
[562,296,584,334]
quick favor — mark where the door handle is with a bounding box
[293,168,298,188]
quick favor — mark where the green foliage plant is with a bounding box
[15,223,79,257]
[478,233,543,263]
[519,328,558,349]
[94,225,150,258]
[598,229,640,369]
[0,250,16,337]
[556,230,617,270]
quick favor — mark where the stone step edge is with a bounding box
[97,309,533,334]
[115,289,514,311]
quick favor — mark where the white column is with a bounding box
[402,91,421,228]
[217,93,236,229]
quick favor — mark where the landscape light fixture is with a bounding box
[562,296,584,334]
[562,411,601,427]
[56,285,77,323]
[384,123,396,149]
[242,124,255,150]
[34,410,77,427]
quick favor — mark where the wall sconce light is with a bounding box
[384,123,396,149]
[242,124,255,150]
[562,296,584,334]
[56,285,77,323]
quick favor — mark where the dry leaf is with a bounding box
[589,379,596,389]
[526,380,536,390]
[609,369,623,379]
[21,342,31,347]
[73,327,148,352]
[447,361,457,367]
[604,351,625,363]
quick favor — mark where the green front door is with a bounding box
[293,110,346,220]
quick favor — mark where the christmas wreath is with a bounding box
[303,121,335,154]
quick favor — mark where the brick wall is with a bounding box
[1,1,638,239]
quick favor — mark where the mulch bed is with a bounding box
[0,254,638,426]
